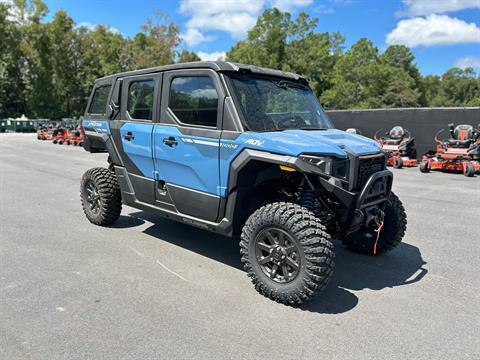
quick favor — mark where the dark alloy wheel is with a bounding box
[254,227,301,283]
[240,202,335,306]
[80,167,122,226]
[85,181,101,214]
[342,191,406,256]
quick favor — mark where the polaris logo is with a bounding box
[245,139,264,146]
[84,120,103,127]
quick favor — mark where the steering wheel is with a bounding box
[277,115,306,129]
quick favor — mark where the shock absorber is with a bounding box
[300,189,316,211]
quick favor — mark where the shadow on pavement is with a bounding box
[123,211,427,314]
[111,215,146,229]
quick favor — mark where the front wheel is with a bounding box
[419,161,430,173]
[240,202,335,306]
[393,156,403,169]
[342,192,406,256]
[464,163,475,177]
[80,167,122,226]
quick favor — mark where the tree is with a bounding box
[227,8,342,99]
[131,12,180,69]
[0,3,29,118]
[381,45,426,105]
[321,39,422,109]
[440,68,480,106]
[178,49,201,63]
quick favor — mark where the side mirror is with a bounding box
[448,123,454,131]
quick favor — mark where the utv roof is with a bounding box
[95,61,306,83]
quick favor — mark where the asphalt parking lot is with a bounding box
[1,133,479,360]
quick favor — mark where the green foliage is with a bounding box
[321,39,423,109]
[0,3,479,118]
[0,2,28,117]
[178,50,201,63]
[227,9,341,96]
[0,1,181,118]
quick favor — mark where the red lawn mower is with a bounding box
[52,127,68,144]
[66,127,84,146]
[374,126,417,168]
[419,123,480,177]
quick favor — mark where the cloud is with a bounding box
[179,0,264,46]
[315,4,335,14]
[400,0,480,17]
[197,51,227,61]
[386,14,480,47]
[455,56,480,69]
[270,0,313,11]
[180,28,215,46]
[179,0,316,46]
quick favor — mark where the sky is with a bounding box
[42,0,480,76]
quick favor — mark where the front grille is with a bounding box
[356,153,386,190]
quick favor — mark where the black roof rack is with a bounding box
[95,61,305,83]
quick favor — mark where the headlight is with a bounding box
[300,155,349,179]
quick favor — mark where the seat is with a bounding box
[448,125,473,148]
[383,126,404,145]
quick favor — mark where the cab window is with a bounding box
[89,85,112,114]
[127,80,155,120]
[169,76,218,127]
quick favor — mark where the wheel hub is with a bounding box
[254,227,301,284]
[85,181,101,213]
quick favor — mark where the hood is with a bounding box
[239,129,381,158]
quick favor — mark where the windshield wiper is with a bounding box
[273,80,308,90]
[296,127,328,131]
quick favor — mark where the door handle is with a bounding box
[163,136,178,147]
[123,132,134,141]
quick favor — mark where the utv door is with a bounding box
[110,73,161,204]
[153,69,224,222]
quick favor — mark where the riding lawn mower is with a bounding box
[420,123,480,177]
[374,126,417,168]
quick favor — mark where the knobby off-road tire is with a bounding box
[240,202,335,306]
[80,167,122,226]
[343,191,406,256]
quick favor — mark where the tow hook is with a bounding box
[364,207,385,255]
[373,220,384,255]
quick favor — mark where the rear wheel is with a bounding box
[419,161,430,173]
[80,167,122,226]
[240,202,335,305]
[464,163,475,177]
[342,192,406,256]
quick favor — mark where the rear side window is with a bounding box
[169,76,218,127]
[127,80,155,120]
[89,85,111,114]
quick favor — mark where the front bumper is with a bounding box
[316,169,392,210]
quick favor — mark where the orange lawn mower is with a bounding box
[374,126,417,168]
[52,127,68,144]
[66,127,84,146]
[419,123,480,177]
[36,126,49,140]
[36,123,54,140]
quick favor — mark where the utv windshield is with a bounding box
[227,73,333,132]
